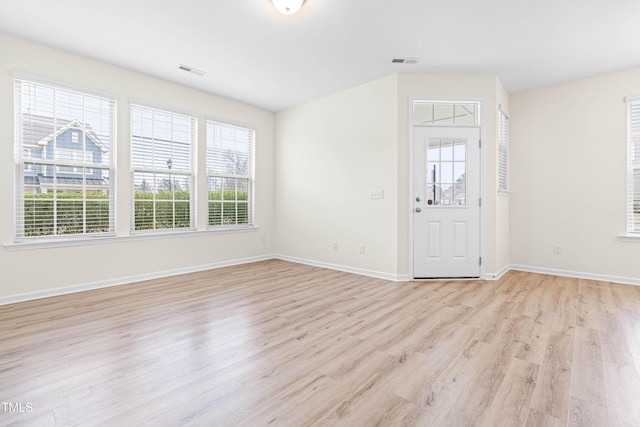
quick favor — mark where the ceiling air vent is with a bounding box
[178,64,206,76]
[391,57,419,64]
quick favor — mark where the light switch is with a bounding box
[369,189,384,199]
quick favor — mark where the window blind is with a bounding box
[206,120,255,227]
[498,106,509,193]
[627,98,640,234]
[131,104,196,232]
[14,78,115,239]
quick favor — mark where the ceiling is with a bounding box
[1,0,639,112]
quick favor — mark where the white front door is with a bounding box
[413,126,481,278]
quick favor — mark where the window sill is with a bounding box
[4,226,259,252]
[618,234,640,243]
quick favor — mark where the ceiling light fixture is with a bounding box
[270,0,306,15]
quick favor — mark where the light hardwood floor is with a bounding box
[2,260,640,426]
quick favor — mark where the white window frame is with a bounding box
[206,119,255,229]
[14,77,116,240]
[498,105,510,195]
[413,100,479,126]
[130,104,197,233]
[626,96,640,236]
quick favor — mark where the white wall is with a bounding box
[275,75,400,278]
[0,34,276,301]
[510,67,640,281]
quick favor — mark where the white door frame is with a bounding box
[408,97,486,280]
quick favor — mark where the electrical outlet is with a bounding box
[332,241,338,250]
[359,244,365,254]
[553,244,562,255]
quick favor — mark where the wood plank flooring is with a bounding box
[1,260,640,426]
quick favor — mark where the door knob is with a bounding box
[415,207,422,213]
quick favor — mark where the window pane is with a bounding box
[414,103,434,125]
[130,105,195,232]
[23,193,54,237]
[453,140,466,161]
[413,101,479,126]
[207,120,254,227]
[454,184,466,206]
[425,137,467,207]
[441,183,454,206]
[441,162,453,183]
[433,104,455,125]
[455,104,476,125]
[222,202,238,225]
[134,200,155,230]
[237,201,249,224]
[155,201,174,229]
[56,196,84,235]
[454,162,466,184]
[209,202,222,226]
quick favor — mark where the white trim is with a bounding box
[497,190,510,197]
[618,234,640,243]
[483,264,511,280]
[275,254,410,282]
[509,264,640,287]
[0,255,273,306]
[625,94,640,103]
[5,226,259,251]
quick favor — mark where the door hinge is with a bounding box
[479,198,482,207]
[479,138,482,148]
[479,257,482,266]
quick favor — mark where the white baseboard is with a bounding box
[0,255,274,306]
[274,254,411,282]
[508,264,640,286]
[5,255,638,307]
[484,264,511,281]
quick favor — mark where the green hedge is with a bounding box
[23,190,249,236]
[134,190,191,230]
[23,192,110,237]
[208,190,249,226]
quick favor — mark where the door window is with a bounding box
[426,138,467,207]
